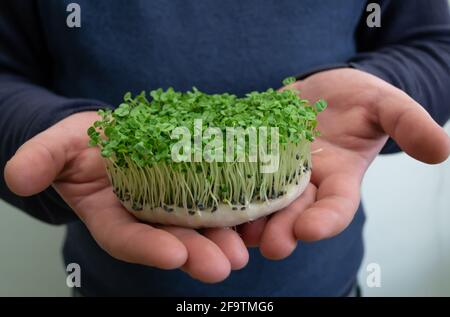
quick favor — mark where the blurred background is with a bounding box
[0,123,449,296]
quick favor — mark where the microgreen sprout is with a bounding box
[88,81,326,223]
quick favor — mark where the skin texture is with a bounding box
[4,68,450,282]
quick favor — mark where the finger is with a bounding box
[238,217,267,247]
[202,227,249,270]
[165,227,232,283]
[73,188,189,270]
[4,112,97,196]
[260,184,316,260]
[377,89,450,164]
[294,172,361,242]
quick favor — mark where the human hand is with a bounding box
[4,112,249,283]
[239,68,450,259]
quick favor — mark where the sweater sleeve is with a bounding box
[0,1,108,224]
[349,0,450,154]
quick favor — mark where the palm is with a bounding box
[240,69,450,259]
[5,112,249,283]
[54,145,112,213]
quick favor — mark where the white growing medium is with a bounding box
[122,170,311,228]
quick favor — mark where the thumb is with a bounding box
[4,111,98,196]
[4,129,67,196]
[377,89,450,164]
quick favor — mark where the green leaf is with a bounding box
[101,148,112,157]
[134,142,148,155]
[282,76,296,86]
[87,126,97,137]
[124,92,132,102]
[87,84,326,166]
[314,99,327,112]
[88,139,98,147]
[114,104,130,117]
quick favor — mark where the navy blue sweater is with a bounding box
[0,0,449,296]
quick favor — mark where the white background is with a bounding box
[358,123,450,296]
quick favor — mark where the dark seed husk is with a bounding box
[132,203,143,211]
[232,207,238,211]
[188,210,195,215]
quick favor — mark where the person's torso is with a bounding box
[39,0,365,101]
[38,0,367,296]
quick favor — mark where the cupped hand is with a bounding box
[240,68,450,259]
[4,112,249,283]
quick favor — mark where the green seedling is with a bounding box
[88,78,326,227]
